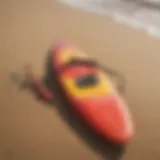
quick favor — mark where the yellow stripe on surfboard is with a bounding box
[58,45,114,98]
[59,46,88,64]
[61,71,114,98]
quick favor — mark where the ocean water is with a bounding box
[57,0,160,38]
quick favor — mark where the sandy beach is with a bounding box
[1,1,160,160]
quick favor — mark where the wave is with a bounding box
[57,0,160,38]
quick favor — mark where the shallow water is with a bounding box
[58,0,160,38]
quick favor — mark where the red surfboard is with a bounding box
[25,43,134,144]
[50,43,134,144]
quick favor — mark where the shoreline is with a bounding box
[57,0,160,39]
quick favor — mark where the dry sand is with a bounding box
[1,0,160,160]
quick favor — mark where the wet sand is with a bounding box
[1,0,160,160]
